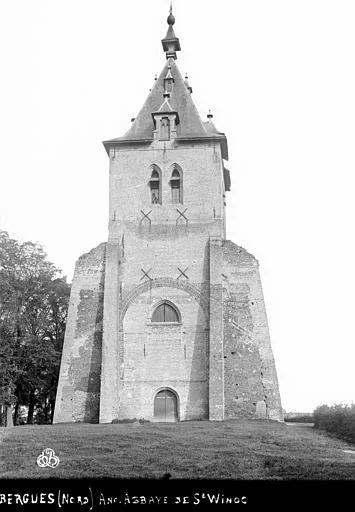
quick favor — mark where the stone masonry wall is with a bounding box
[209,236,224,420]
[53,243,106,423]
[222,240,283,421]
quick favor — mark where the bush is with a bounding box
[284,414,314,423]
[111,417,150,424]
[111,418,137,424]
[313,404,355,443]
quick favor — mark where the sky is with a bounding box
[0,0,354,413]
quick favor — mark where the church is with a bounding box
[53,7,283,424]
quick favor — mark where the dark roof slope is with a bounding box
[103,59,228,159]
[124,59,207,140]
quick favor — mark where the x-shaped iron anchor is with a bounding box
[176,208,188,225]
[177,267,189,280]
[140,268,153,281]
[141,210,152,224]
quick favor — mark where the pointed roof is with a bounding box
[103,8,228,160]
[122,59,207,138]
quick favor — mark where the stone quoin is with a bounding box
[53,5,283,423]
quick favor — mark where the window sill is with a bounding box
[149,322,182,327]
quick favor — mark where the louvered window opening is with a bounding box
[152,303,179,323]
[150,170,161,204]
[171,169,181,203]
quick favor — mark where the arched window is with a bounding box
[149,167,161,204]
[170,167,182,203]
[152,302,180,323]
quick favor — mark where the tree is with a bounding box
[0,323,18,426]
[33,278,70,423]
[0,230,70,425]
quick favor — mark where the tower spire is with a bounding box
[162,2,181,60]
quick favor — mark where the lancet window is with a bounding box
[170,166,182,203]
[149,167,161,204]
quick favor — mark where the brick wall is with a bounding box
[222,240,283,421]
[53,243,106,423]
[54,137,283,424]
[99,140,225,422]
[121,284,209,421]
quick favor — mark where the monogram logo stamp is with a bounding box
[36,448,60,468]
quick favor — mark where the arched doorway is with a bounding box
[154,389,178,422]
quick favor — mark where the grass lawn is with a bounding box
[0,419,354,479]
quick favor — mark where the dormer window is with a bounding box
[149,167,161,204]
[164,65,175,93]
[170,166,182,203]
[165,80,173,93]
[152,107,179,142]
[160,117,170,141]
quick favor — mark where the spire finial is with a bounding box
[162,2,181,60]
[167,1,175,26]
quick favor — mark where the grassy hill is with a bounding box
[0,419,354,479]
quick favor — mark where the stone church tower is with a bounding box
[54,8,283,424]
